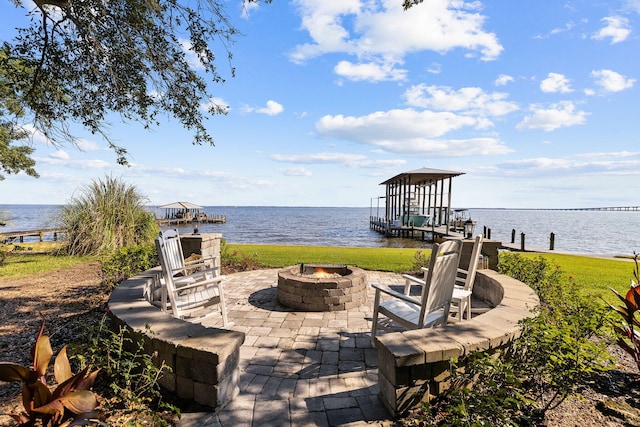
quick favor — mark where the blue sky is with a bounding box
[1,0,639,208]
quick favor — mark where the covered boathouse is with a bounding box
[370,167,464,240]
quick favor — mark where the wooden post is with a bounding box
[549,232,555,251]
[520,233,526,251]
[511,229,516,243]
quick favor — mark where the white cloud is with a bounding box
[334,60,407,82]
[540,72,573,93]
[290,0,503,82]
[240,0,260,19]
[49,150,69,160]
[180,39,206,70]
[494,74,514,86]
[404,85,519,117]
[75,139,101,151]
[272,152,367,165]
[201,97,231,114]
[317,108,478,140]
[590,69,635,92]
[592,16,631,44]
[314,109,512,157]
[624,0,640,13]
[279,167,313,176]
[243,100,284,116]
[516,101,588,132]
[496,153,640,177]
[36,156,112,169]
[271,152,408,168]
[427,63,442,74]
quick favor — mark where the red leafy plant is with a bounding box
[0,320,100,426]
[608,253,640,371]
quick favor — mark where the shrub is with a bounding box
[101,244,158,285]
[220,239,262,273]
[70,315,178,425]
[410,250,430,272]
[58,175,159,256]
[413,253,615,425]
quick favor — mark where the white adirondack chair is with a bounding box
[450,234,483,320]
[155,230,230,326]
[401,235,483,321]
[371,240,461,340]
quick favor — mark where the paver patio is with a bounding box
[176,268,404,426]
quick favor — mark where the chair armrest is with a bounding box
[402,274,425,286]
[371,283,421,306]
[184,256,217,266]
[174,274,226,291]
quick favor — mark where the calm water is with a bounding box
[1,204,639,255]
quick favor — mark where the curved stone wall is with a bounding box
[374,269,539,416]
[107,267,244,409]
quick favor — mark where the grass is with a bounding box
[227,244,637,305]
[0,251,95,278]
[2,241,637,306]
[226,243,421,272]
[514,252,636,304]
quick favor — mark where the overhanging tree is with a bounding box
[0,0,269,178]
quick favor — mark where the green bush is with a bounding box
[415,253,615,425]
[101,244,158,285]
[58,175,159,256]
[71,316,178,425]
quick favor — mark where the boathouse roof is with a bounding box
[158,201,203,210]
[379,167,464,185]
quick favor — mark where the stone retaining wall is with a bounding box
[108,267,244,409]
[374,269,539,416]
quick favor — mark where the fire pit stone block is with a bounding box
[277,265,368,311]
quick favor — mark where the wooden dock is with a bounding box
[1,228,65,243]
[156,214,226,227]
[370,217,461,241]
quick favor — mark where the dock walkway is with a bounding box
[1,228,64,243]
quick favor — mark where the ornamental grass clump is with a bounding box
[58,175,158,256]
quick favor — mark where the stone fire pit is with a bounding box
[277,264,368,311]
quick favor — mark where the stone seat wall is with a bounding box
[108,266,244,409]
[374,269,539,416]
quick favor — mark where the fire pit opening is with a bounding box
[299,263,350,278]
[277,264,367,312]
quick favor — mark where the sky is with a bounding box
[1,0,639,208]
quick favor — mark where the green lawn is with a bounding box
[513,252,636,304]
[2,242,636,307]
[227,244,637,305]
[226,243,420,272]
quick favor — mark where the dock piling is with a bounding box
[520,232,526,251]
[549,232,555,251]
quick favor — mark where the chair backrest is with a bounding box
[461,235,484,292]
[155,233,182,317]
[418,240,461,327]
[158,229,186,277]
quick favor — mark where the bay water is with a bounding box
[1,204,638,256]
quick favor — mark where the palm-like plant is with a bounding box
[0,321,100,426]
[608,253,640,370]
